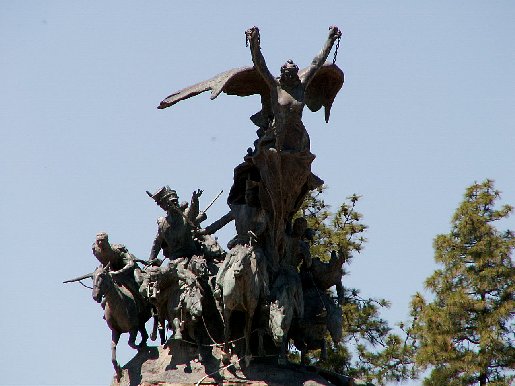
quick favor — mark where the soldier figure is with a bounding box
[92,232,144,308]
[199,179,270,300]
[148,186,206,263]
[146,186,218,341]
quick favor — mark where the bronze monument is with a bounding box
[65,26,361,386]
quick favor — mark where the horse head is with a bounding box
[269,299,288,345]
[232,245,252,278]
[142,265,163,301]
[92,264,113,303]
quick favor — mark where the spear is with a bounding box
[63,272,93,284]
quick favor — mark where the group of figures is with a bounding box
[66,26,346,381]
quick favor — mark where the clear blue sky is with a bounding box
[1,1,514,385]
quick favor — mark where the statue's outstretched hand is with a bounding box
[193,189,203,199]
[329,26,342,40]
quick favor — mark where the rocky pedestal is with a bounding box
[109,341,367,386]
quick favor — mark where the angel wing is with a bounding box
[300,63,344,123]
[158,63,343,126]
[158,67,270,109]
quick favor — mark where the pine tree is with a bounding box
[408,180,515,385]
[296,187,415,385]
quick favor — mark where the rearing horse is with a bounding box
[92,265,151,381]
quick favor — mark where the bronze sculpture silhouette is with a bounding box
[65,26,349,383]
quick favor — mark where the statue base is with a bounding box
[109,340,365,386]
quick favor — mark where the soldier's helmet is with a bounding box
[148,186,179,207]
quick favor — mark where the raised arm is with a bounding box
[245,26,277,89]
[186,189,203,223]
[301,26,342,86]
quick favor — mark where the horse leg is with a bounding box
[258,329,265,357]
[222,308,231,365]
[128,329,138,350]
[150,307,158,341]
[138,322,149,349]
[243,312,252,368]
[187,322,203,362]
[277,338,288,367]
[111,330,122,381]
[159,318,166,346]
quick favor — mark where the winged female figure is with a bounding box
[158,26,343,153]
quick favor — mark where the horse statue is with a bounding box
[139,264,168,345]
[268,266,304,365]
[220,244,266,367]
[140,258,206,354]
[288,249,344,363]
[289,286,343,365]
[91,264,151,381]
